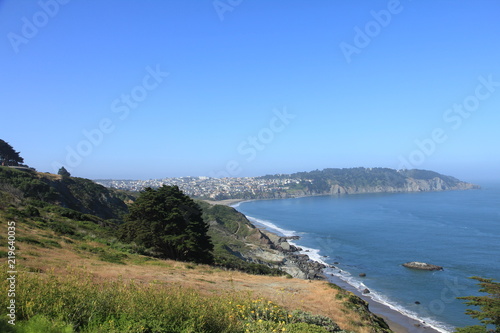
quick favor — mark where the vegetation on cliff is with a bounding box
[199,201,288,276]
[0,167,392,332]
[0,154,490,332]
[457,277,500,333]
[0,139,24,167]
[203,167,478,200]
[0,166,285,275]
[0,167,128,220]
[0,268,351,333]
[260,167,476,195]
[118,185,214,264]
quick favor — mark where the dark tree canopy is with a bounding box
[58,167,71,178]
[119,185,213,264]
[457,277,500,333]
[0,139,24,166]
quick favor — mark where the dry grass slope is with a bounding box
[0,215,391,333]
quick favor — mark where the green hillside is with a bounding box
[0,167,128,221]
[0,166,285,275]
[0,167,393,332]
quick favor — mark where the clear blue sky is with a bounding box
[1,0,499,181]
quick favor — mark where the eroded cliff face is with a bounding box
[328,177,479,195]
[258,177,479,199]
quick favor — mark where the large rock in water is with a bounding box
[403,262,443,271]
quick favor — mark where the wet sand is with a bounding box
[203,198,245,206]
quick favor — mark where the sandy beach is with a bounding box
[203,198,245,206]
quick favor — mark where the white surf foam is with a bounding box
[245,215,297,237]
[290,243,329,266]
[230,200,251,208]
[239,210,454,333]
[323,266,454,333]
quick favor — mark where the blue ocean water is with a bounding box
[235,183,500,332]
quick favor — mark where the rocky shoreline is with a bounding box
[241,229,327,280]
[203,198,328,280]
[243,227,445,333]
[220,200,452,333]
[265,232,327,279]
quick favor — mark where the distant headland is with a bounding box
[95,167,480,200]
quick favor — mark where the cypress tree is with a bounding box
[120,185,213,264]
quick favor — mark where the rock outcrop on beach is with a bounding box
[402,262,443,271]
[246,230,326,280]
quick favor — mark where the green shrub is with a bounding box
[24,199,49,208]
[98,252,128,265]
[285,322,331,333]
[17,237,43,246]
[290,310,342,332]
[0,317,15,333]
[0,268,240,332]
[48,206,84,221]
[5,207,26,219]
[17,237,61,249]
[24,206,40,217]
[48,222,76,236]
[0,268,344,333]
[213,245,286,276]
[42,240,62,249]
[82,214,102,224]
[229,298,342,333]
[82,314,149,333]
[15,315,73,333]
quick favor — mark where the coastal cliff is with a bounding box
[245,231,327,280]
[96,167,480,201]
[0,173,392,333]
[327,176,477,195]
[252,168,479,200]
[201,200,327,280]
[248,177,478,199]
